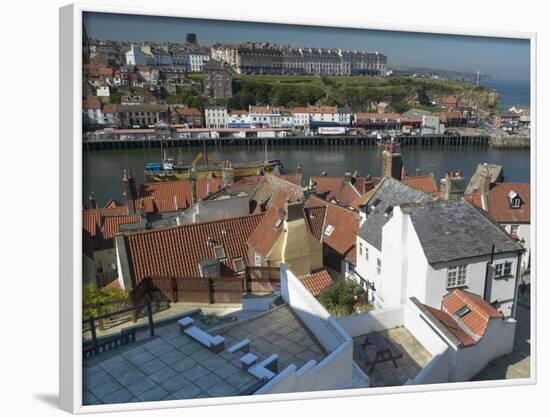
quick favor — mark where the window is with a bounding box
[495,261,513,278]
[233,257,245,273]
[456,306,471,318]
[447,265,468,288]
[510,225,519,238]
[324,225,334,236]
[377,258,382,275]
[359,242,363,257]
[365,246,369,261]
[254,253,262,267]
[213,245,226,260]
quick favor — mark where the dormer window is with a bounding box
[213,245,226,260]
[456,306,471,318]
[325,225,334,236]
[508,190,521,209]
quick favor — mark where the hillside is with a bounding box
[224,75,499,114]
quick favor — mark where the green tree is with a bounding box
[82,284,129,319]
[318,279,366,317]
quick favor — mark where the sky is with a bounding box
[84,12,530,81]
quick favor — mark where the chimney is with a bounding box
[416,168,421,176]
[478,166,491,210]
[381,149,403,181]
[296,163,303,187]
[222,161,234,186]
[122,169,136,214]
[88,192,97,209]
[284,200,304,222]
[344,172,352,183]
[190,176,198,203]
[439,170,465,201]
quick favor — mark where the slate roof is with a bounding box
[124,214,265,286]
[406,200,523,265]
[357,176,434,250]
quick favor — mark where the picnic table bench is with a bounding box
[357,331,404,373]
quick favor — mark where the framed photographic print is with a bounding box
[60,2,535,413]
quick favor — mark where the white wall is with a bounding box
[179,196,249,225]
[454,318,516,381]
[336,305,404,337]
[262,265,367,394]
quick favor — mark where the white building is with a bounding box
[227,110,250,125]
[96,85,110,97]
[125,44,148,66]
[188,52,210,72]
[355,176,434,295]
[337,106,353,125]
[204,105,228,128]
[421,115,445,135]
[248,105,282,127]
[291,107,310,129]
[467,181,531,271]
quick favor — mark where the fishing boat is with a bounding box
[145,153,284,182]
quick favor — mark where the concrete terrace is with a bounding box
[216,305,326,370]
[83,321,260,405]
[352,327,432,387]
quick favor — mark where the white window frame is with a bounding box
[254,253,262,267]
[233,257,245,273]
[446,265,468,289]
[213,245,226,260]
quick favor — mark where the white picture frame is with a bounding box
[60,2,537,413]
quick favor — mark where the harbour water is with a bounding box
[83,144,530,207]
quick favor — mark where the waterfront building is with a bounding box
[227,109,250,126]
[354,113,401,130]
[171,107,203,127]
[204,105,229,128]
[248,105,282,127]
[125,44,148,66]
[117,104,169,128]
[203,59,234,99]
[82,98,103,127]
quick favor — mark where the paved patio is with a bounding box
[217,305,326,370]
[473,303,531,381]
[83,321,260,405]
[353,327,432,387]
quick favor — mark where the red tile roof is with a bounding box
[402,175,439,196]
[124,214,265,285]
[464,193,483,208]
[83,98,101,110]
[247,207,285,258]
[350,188,377,211]
[250,174,304,213]
[137,178,225,213]
[443,97,458,106]
[442,289,501,338]
[306,197,359,256]
[103,214,141,240]
[355,113,401,121]
[310,176,374,207]
[175,108,202,116]
[487,183,530,223]
[304,206,327,241]
[299,270,333,297]
[425,305,476,347]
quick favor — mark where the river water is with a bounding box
[83,144,530,207]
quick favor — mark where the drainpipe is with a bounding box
[511,251,523,319]
[483,244,495,303]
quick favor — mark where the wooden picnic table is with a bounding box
[360,331,403,373]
